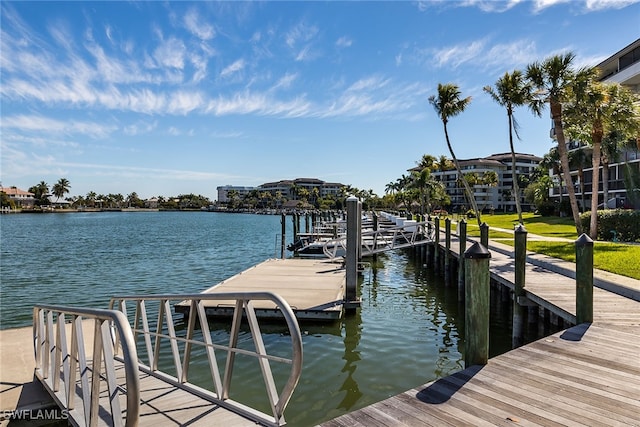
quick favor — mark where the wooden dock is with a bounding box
[321,322,640,426]
[178,258,347,320]
[320,228,640,426]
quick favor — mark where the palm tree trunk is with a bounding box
[444,122,482,227]
[602,161,610,209]
[589,124,603,240]
[508,113,523,224]
[552,101,583,235]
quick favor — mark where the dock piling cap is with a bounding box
[464,241,491,259]
[575,233,593,246]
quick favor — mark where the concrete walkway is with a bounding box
[456,221,640,301]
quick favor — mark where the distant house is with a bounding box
[46,196,71,209]
[0,186,36,208]
[145,197,159,209]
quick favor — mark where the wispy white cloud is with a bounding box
[184,8,216,40]
[220,58,245,79]
[318,76,429,119]
[153,37,186,69]
[418,0,639,13]
[270,73,298,91]
[425,38,540,72]
[285,20,320,61]
[285,21,318,48]
[432,39,487,68]
[205,91,312,117]
[124,120,158,136]
[583,0,639,10]
[2,114,116,139]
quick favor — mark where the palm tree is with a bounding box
[435,155,454,171]
[28,181,50,206]
[52,178,71,203]
[526,53,582,234]
[564,74,640,238]
[86,191,97,208]
[429,83,481,225]
[484,70,539,224]
[410,167,437,214]
[539,147,563,210]
[416,154,437,169]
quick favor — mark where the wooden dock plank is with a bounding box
[196,258,346,319]
[320,324,640,426]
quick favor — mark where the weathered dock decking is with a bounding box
[320,227,640,426]
[180,258,347,320]
[321,322,640,426]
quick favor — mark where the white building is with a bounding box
[216,185,256,203]
[427,153,541,213]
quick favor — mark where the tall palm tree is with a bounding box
[484,70,539,224]
[526,53,583,234]
[52,178,71,203]
[564,72,640,238]
[429,83,481,226]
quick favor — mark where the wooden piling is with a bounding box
[513,224,527,348]
[480,222,489,249]
[458,219,467,301]
[434,217,440,273]
[345,196,359,306]
[464,242,491,368]
[576,234,594,324]
[444,218,451,285]
[280,213,286,259]
[426,215,433,265]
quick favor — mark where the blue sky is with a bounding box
[2,1,639,201]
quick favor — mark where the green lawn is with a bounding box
[527,241,640,280]
[460,212,579,239]
[448,212,640,280]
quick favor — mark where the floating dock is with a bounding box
[177,258,347,321]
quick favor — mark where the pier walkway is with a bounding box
[320,227,640,426]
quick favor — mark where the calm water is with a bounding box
[0,211,511,426]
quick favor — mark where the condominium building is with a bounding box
[216,185,256,203]
[426,153,541,213]
[217,178,344,203]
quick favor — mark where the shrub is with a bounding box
[580,209,640,242]
[466,209,476,218]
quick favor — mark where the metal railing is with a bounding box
[321,220,435,259]
[109,292,303,427]
[33,305,140,427]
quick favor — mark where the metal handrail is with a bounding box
[33,305,140,427]
[109,292,303,427]
[321,220,436,259]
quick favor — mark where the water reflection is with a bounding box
[338,308,363,410]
